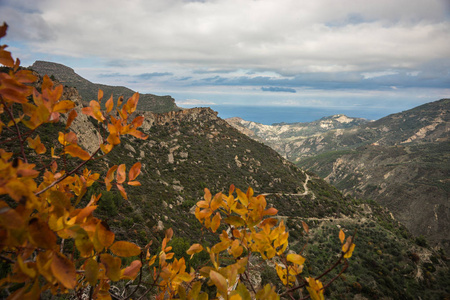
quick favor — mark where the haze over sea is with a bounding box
[187,105,395,125]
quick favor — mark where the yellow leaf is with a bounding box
[186,243,203,258]
[110,241,141,257]
[100,253,122,282]
[224,216,245,227]
[75,228,94,257]
[51,252,76,289]
[210,270,228,296]
[85,258,99,286]
[94,221,115,251]
[339,229,345,244]
[286,253,305,266]
[211,212,221,233]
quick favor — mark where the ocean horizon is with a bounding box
[185,105,396,125]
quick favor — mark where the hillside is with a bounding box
[30,60,180,113]
[228,99,450,253]
[59,86,449,299]
[3,68,448,298]
[226,114,369,160]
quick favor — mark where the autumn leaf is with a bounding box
[27,135,46,154]
[110,241,141,257]
[128,162,141,181]
[65,109,77,129]
[51,252,76,289]
[105,94,114,113]
[65,144,90,160]
[116,164,126,184]
[85,258,99,286]
[287,253,305,266]
[210,270,228,296]
[339,229,345,244]
[100,253,122,282]
[121,260,142,280]
[186,244,203,258]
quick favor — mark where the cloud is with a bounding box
[0,0,448,114]
[261,87,296,93]
[177,99,217,106]
[136,72,173,79]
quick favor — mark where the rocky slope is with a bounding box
[229,99,450,253]
[56,85,448,299]
[30,60,180,113]
[226,114,369,160]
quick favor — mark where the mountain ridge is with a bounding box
[30,60,181,113]
[227,99,450,253]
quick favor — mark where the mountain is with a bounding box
[54,84,448,299]
[226,114,369,160]
[227,99,450,253]
[30,60,180,113]
[4,68,447,298]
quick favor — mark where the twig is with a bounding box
[35,146,101,196]
[1,96,27,163]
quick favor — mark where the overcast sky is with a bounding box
[1,0,449,120]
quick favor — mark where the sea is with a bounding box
[203,105,391,125]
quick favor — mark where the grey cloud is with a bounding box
[261,87,296,93]
[136,72,173,79]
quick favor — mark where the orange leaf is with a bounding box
[66,109,77,129]
[117,184,128,200]
[94,221,115,251]
[53,100,75,113]
[65,144,90,160]
[128,162,141,181]
[121,260,142,280]
[116,164,126,184]
[105,165,118,191]
[51,252,76,289]
[27,135,46,154]
[105,94,114,113]
[28,218,57,250]
[98,89,104,102]
[127,180,141,186]
[302,221,309,234]
[110,241,141,257]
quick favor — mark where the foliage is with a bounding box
[0,23,355,299]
